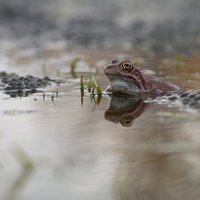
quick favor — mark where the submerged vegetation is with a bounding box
[69,57,103,109]
[80,74,102,110]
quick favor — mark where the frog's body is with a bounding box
[104,59,183,94]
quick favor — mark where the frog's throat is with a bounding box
[105,69,148,93]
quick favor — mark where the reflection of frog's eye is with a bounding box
[121,62,132,71]
[121,117,133,127]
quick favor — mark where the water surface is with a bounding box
[1,48,200,200]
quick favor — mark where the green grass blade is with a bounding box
[56,88,58,98]
[81,92,84,106]
[43,92,45,101]
[71,58,80,79]
[88,76,93,92]
[91,75,102,95]
[80,75,84,93]
[92,101,97,112]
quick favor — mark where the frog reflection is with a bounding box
[105,93,156,127]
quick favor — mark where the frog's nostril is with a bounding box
[111,59,119,64]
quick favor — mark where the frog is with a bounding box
[104,59,183,94]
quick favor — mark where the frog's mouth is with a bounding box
[104,68,144,94]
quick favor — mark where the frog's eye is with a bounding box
[121,62,132,71]
[121,117,133,127]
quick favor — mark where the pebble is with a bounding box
[179,92,189,98]
[0,73,54,91]
[182,98,191,105]
[189,102,200,109]
[168,96,178,101]
[188,93,196,98]
[194,95,200,101]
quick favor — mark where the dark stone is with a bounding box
[11,78,18,82]
[19,76,25,80]
[36,83,42,88]
[188,93,196,98]
[29,83,37,88]
[0,72,62,97]
[168,96,178,101]
[44,76,51,81]
[194,95,200,101]
[177,92,184,96]
[26,75,34,79]
[24,81,30,86]
[4,86,12,90]
[17,82,25,89]
[2,78,11,83]
[194,90,200,94]
[189,102,200,109]
[30,88,37,93]
[8,81,17,87]
[55,81,62,84]
[182,98,191,105]
[0,72,8,77]
[179,92,189,98]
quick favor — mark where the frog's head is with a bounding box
[104,59,183,94]
[104,59,149,94]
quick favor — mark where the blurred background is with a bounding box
[0,0,200,55]
[0,0,200,200]
[1,1,200,200]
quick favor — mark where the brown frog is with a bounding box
[104,59,183,94]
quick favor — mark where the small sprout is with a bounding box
[80,74,102,108]
[43,92,45,100]
[71,58,80,79]
[96,95,102,106]
[81,91,84,106]
[80,75,84,105]
[56,88,59,98]
[51,92,55,106]
[97,85,102,97]
[51,92,54,100]
[176,53,181,72]
[92,100,97,112]
[91,75,102,96]
[80,75,84,93]
[92,84,95,94]
[91,95,102,111]
[88,76,93,92]
[90,94,93,102]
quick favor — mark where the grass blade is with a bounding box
[56,88,59,98]
[71,58,80,79]
[80,75,84,93]
[91,75,102,95]
[88,76,93,92]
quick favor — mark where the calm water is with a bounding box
[0,47,200,200]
